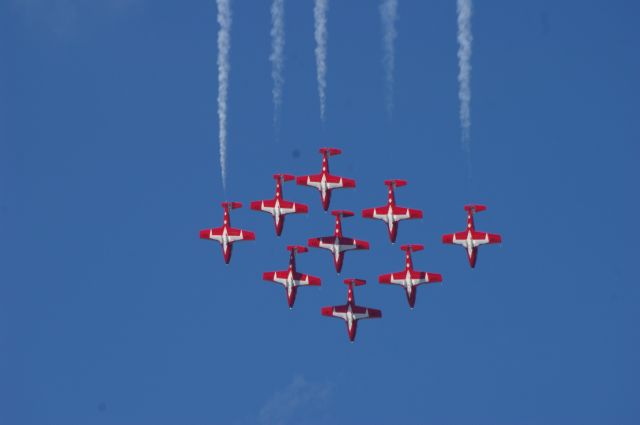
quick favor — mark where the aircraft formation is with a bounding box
[200,148,502,342]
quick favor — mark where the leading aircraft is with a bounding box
[308,210,369,273]
[262,245,321,309]
[362,179,423,243]
[379,244,442,308]
[296,148,356,211]
[442,204,502,268]
[321,279,382,342]
[199,202,256,264]
[250,174,309,236]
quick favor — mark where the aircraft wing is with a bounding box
[378,272,406,285]
[278,200,309,215]
[442,231,472,247]
[296,174,323,189]
[325,174,356,189]
[308,236,336,250]
[293,272,321,286]
[339,237,369,251]
[226,227,256,242]
[393,206,423,221]
[352,305,382,320]
[362,206,390,222]
[321,305,348,320]
[262,270,289,286]
[410,270,442,285]
[201,227,225,242]
[250,199,275,214]
[471,231,502,247]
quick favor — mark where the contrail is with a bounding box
[217,0,231,191]
[270,0,285,126]
[380,0,398,116]
[314,0,328,121]
[457,0,472,152]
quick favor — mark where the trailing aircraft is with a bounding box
[321,279,382,342]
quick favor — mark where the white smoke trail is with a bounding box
[457,0,472,151]
[314,0,328,121]
[270,0,285,125]
[217,0,231,190]
[380,0,398,116]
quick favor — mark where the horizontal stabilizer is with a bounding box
[222,201,242,210]
[400,244,424,252]
[344,278,366,287]
[384,179,408,188]
[287,245,308,254]
[319,147,342,156]
[273,173,295,182]
[464,204,487,213]
[332,210,354,218]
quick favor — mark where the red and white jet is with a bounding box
[199,202,256,264]
[379,244,442,309]
[442,204,502,268]
[308,210,369,273]
[362,179,423,243]
[250,174,309,236]
[321,279,382,342]
[262,245,321,309]
[296,148,356,211]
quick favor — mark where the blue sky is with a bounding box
[1,0,638,424]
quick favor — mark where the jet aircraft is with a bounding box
[321,279,382,342]
[199,202,256,264]
[362,179,423,243]
[442,204,502,268]
[296,148,355,211]
[262,245,321,309]
[308,210,369,273]
[250,174,309,236]
[378,244,442,308]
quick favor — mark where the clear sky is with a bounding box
[1,1,638,424]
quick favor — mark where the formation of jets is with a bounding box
[200,148,502,341]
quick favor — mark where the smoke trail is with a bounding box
[457,0,472,151]
[380,0,398,116]
[270,0,285,126]
[314,0,328,121]
[217,0,231,190]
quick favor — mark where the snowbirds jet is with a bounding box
[296,148,355,211]
[199,202,256,264]
[321,279,382,342]
[442,205,502,268]
[250,174,309,236]
[262,245,321,309]
[362,179,423,243]
[308,210,369,273]
[379,244,442,308]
